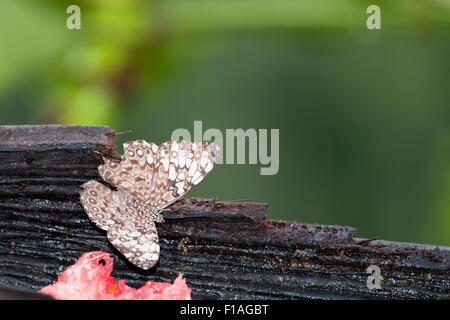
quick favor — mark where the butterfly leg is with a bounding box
[153,211,165,223]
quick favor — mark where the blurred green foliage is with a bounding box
[0,0,449,245]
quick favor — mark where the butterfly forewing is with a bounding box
[80,140,219,270]
[98,158,135,195]
[119,140,159,201]
[150,141,219,211]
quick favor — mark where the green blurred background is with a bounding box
[1,0,449,245]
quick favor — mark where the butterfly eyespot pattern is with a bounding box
[80,140,219,270]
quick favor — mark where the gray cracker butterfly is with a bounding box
[80,140,219,270]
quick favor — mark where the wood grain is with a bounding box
[0,125,448,299]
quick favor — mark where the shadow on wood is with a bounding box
[0,125,448,299]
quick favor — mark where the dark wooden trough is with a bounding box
[0,125,448,299]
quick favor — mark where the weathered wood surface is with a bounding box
[0,125,448,299]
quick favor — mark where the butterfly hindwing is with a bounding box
[107,219,160,270]
[80,180,134,231]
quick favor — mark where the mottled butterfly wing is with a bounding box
[150,141,219,211]
[97,158,135,195]
[80,180,134,231]
[81,180,160,270]
[118,140,159,200]
[107,219,160,270]
[98,140,159,202]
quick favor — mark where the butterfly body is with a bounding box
[80,140,219,270]
[116,190,163,223]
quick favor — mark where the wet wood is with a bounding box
[0,125,448,299]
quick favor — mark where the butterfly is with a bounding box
[80,140,219,270]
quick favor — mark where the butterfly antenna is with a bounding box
[115,130,133,136]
